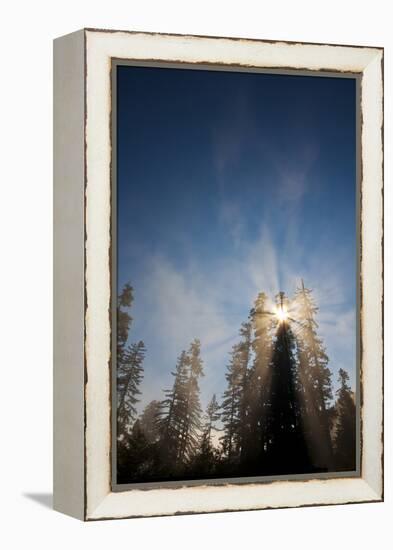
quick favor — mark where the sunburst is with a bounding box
[274,305,288,323]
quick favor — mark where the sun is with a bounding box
[275,306,288,323]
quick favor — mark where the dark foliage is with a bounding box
[294,280,334,471]
[333,369,356,471]
[220,322,251,464]
[116,283,146,443]
[116,283,356,484]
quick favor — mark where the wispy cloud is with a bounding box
[211,87,257,177]
[273,142,320,203]
[131,213,356,413]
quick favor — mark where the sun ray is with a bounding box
[274,305,288,323]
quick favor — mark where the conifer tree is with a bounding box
[117,418,152,483]
[221,322,251,462]
[242,293,275,466]
[177,339,204,464]
[236,322,252,457]
[192,394,221,475]
[203,394,221,448]
[117,283,134,362]
[117,340,146,435]
[265,292,308,473]
[156,350,190,464]
[293,280,333,470]
[157,340,204,468]
[139,400,161,444]
[220,345,242,461]
[333,368,356,471]
[116,283,146,439]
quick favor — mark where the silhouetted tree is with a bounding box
[177,339,204,464]
[139,400,161,444]
[333,368,356,471]
[221,322,251,463]
[241,293,274,467]
[203,394,221,447]
[294,280,333,471]
[117,419,154,483]
[157,350,190,467]
[116,283,146,439]
[117,283,134,361]
[157,340,204,469]
[192,394,221,475]
[264,292,309,473]
[117,340,146,435]
[116,280,356,484]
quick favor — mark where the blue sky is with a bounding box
[117,65,357,412]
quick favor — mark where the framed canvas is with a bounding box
[53,28,383,521]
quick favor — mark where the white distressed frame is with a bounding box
[54,29,383,521]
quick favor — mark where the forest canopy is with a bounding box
[116,281,357,484]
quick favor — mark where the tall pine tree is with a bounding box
[192,394,221,476]
[177,339,204,464]
[333,368,356,471]
[242,293,274,468]
[202,394,220,449]
[220,322,251,463]
[139,400,161,444]
[157,340,204,469]
[265,292,309,474]
[117,340,146,435]
[294,280,333,471]
[116,283,146,438]
[156,350,190,466]
[116,284,147,482]
[117,283,133,362]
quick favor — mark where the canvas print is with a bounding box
[114,64,358,486]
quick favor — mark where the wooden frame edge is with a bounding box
[78,29,383,520]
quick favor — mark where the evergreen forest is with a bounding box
[117,281,357,484]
